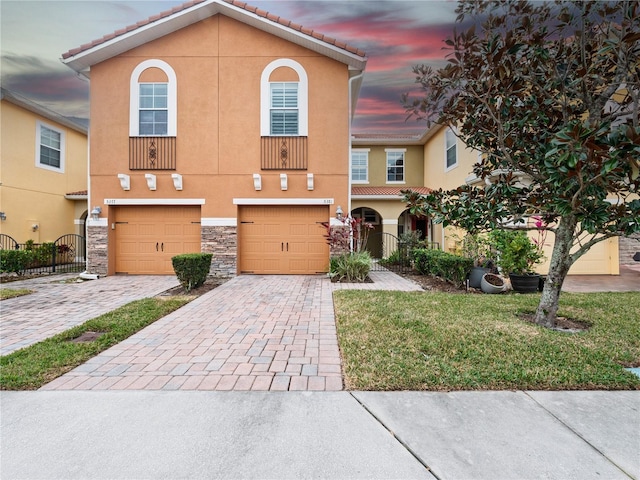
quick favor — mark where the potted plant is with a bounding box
[480,272,506,294]
[490,230,543,293]
[460,233,495,289]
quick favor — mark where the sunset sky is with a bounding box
[1,0,460,134]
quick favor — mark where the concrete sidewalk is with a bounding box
[2,390,637,479]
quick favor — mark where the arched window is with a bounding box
[129,59,177,137]
[260,59,308,136]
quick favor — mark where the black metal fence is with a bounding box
[368,232,440,274]
[0,233,86,275]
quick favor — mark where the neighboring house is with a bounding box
[0,88,88,246]
[420,124,623,275]
[350,132,432,259]
[61,0,366,276]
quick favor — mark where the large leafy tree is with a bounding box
[402,0,640,327]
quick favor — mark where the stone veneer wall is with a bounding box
[202,225,237,276]
[619,233,640,265]
[86,225,108,276]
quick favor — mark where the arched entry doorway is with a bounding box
[398,209,431,242]
[351,207,382,258]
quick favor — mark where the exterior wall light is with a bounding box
[336,205,343,220]
[91,206,102,221]
[307,173,314,191]
[0,212,5,221]
[280,173,288,191]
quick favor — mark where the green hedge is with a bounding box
[0,250,33,274]
[412,248,473,288]
[171,253,213,292]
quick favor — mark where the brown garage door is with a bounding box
[113,205,201,274]
[239,205,329,274]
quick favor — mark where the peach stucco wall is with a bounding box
[89,15,350,221]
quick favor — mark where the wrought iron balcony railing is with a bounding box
[261,136,308,170]
[129,136,176,170]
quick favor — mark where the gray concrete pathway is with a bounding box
[2,390,637,480]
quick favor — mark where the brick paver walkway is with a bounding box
[0,275,179,356]
[40,272,421,392]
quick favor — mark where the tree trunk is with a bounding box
[534,215,578,328]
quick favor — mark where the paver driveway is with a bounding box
[0,275,179,356]
[40,273,421,391]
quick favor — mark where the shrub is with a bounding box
[171,253,213,292]
[488,230,543,275]
[329,251,371,283]
[0,249,34,274]
[412,248,473,288]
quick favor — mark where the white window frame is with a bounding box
[269,82,299,136]
[260,58,308,137]
[385,148,406,184]
[351,148,369,184]
[35,121,65,173]
[445,127,458,171]
[138,83,169,136]
[129,59,177,137]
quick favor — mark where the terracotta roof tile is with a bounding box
[63,0,366,60]
[66,190,88,196]
[351,186,431,196]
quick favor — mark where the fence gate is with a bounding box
[0,234,86,275]
[53,234,86,273]
[368,232,411,274]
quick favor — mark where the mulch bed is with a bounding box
[158,276,229,297]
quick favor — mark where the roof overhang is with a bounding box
[61,0,367,78]
[0,88,88,135]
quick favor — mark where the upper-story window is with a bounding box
[139,83,168,135]
[270,83,298,135]
[351,149,369,183]
[445,128,458,171]
[36,121,64,172]
[261,59,308,137]
[129,59,177,137]
[386,149,406,183]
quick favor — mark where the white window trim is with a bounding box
[351,148,370,184]
[35,121,65,173]
[260,58,308,137]
[445,127,458,172]
[130,59,177,137]
[385,148,406,184]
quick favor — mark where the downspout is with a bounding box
[347,70,365,217]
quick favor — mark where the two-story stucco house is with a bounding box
[62,0,366,276]
[0,88,88,246]
[420,124,625,275]
[349,123,630,275]
[349,132,432,259]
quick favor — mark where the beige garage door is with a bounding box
[569,237,618,275]
[239,205,329,274]
[113,205,201,274]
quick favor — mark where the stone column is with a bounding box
[86,225,108,276]
[202,226,237,276]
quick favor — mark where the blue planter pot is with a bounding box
[468,267,491,289]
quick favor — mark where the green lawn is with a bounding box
[0,288,33,300]
[0,297,189,390]
[334,290,640,391]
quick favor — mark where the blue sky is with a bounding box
[1,0,459,133]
